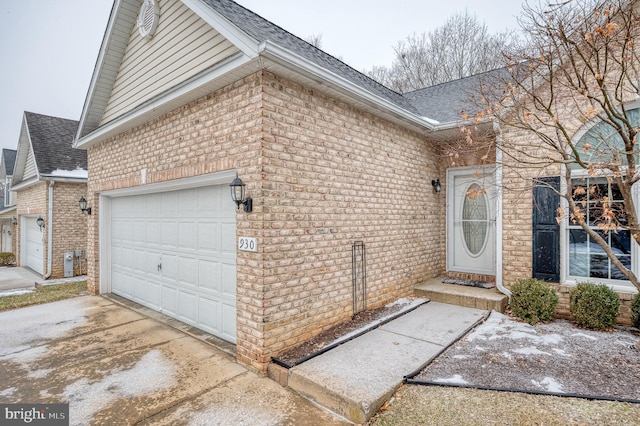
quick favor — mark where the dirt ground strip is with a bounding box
[415,311,640,401]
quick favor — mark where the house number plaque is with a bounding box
[238,237,257,252]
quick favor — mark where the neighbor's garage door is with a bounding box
[110,185,237,343]
[24,217,43,274]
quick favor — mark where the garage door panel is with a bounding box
[221,263,236,296]
[178,257,196,285]
[222,304,236,341]
[25,217,44,274]
[147,221,161,246]
[198,222,219,253]
[178,222,196,250]
[111,184,236,343]
[198,260,219,292]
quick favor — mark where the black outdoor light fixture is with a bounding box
[229,174,253,212]
[78,197,92,215]
[11,217,17,225]
[36,216,45,231]
[432,179,442,193]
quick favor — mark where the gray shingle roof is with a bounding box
[404,68,511,123]
[203,0,420,115]
[2,149,16,175]
[24,112,86,175]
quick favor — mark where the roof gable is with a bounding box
[13,112,86,187]
[76,0,429,148]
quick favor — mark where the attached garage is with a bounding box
[105,178,237,343]
[23,216,44,275]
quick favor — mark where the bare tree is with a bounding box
[367,10,522,92]
[305,34,323,49]
[474,0,640,290]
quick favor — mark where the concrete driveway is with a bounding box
[0,296,348,425]
[0,266,41,292]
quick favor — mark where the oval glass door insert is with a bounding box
[462,183,489,256]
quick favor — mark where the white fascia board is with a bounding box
[0,206,17,218]
[180,0,260,58]
[74,52,253,150]
[11,176,40,192]
[258,41,435,132]
[76,0,125,142]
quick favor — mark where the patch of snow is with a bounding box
[512,347,550,356]
[531,377,564,393]
[571,332,598,341]
[552,348,570,357]
[28,368,52,379]
[49,167,88,179]
[63,349,175,426]
[433,375,469,385]
[468,312,563,347]
[474,345,487,352]
[0,298,89,358]
[453,354,471,360]
[385,297,426,309]
[0,387,16,397]
[502,352,513,360]
[0,288,35,297]
[0,345,48,367]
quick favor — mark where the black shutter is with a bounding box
[532,177,560,282]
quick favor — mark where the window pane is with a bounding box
[589,255,609,278]
[569,229,588,277]
[611,255,631,280]
[611,230,631,255]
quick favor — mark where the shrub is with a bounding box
[570,282,620,330]
[509,278,559,325]
[0,252,15,266]
[631,293,640,329]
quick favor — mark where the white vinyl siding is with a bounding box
[100,0,239,124]
[23,148,37,181]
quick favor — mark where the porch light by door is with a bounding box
[36,216,45,231]
[78,197,92,215]
[229,174,253,212]
[432,179,442,193]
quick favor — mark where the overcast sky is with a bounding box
[0,0,523,152]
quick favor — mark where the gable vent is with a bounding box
[137,0,160,39]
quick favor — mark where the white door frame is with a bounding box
[446,166,497,276]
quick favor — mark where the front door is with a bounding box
[447,168,496,275]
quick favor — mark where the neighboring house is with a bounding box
[13,112,88,279]
[73,0,636,373]
[0,149,17,254]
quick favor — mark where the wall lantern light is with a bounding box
[36,216,45,231]
[229,174,253,212]
[11,217,17,225]
[78,197,92,215]
[432,179,442,193]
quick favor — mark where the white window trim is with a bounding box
[560,170,639,293]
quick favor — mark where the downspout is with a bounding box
[493,121,511,301]
[44,180,54,279]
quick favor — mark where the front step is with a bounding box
[414,278,508,312]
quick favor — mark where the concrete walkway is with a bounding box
[0,266,41,292]
[288,302,488,423]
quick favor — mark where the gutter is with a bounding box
[493,121,511,301]
[43,180,54,279]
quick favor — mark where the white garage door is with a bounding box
[110,185,237,343]
[24,217,43,274]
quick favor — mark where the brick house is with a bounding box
[0,148,17,254]
[12,112,88,279]
[74,0,636,373]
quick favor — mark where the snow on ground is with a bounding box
[433,375,469,385]
[531,377,564,393]
[467,312,563,349]
[0,298,91,358]
[0,288,35,297]
[63,349,176,426]
[0,387,16,397]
